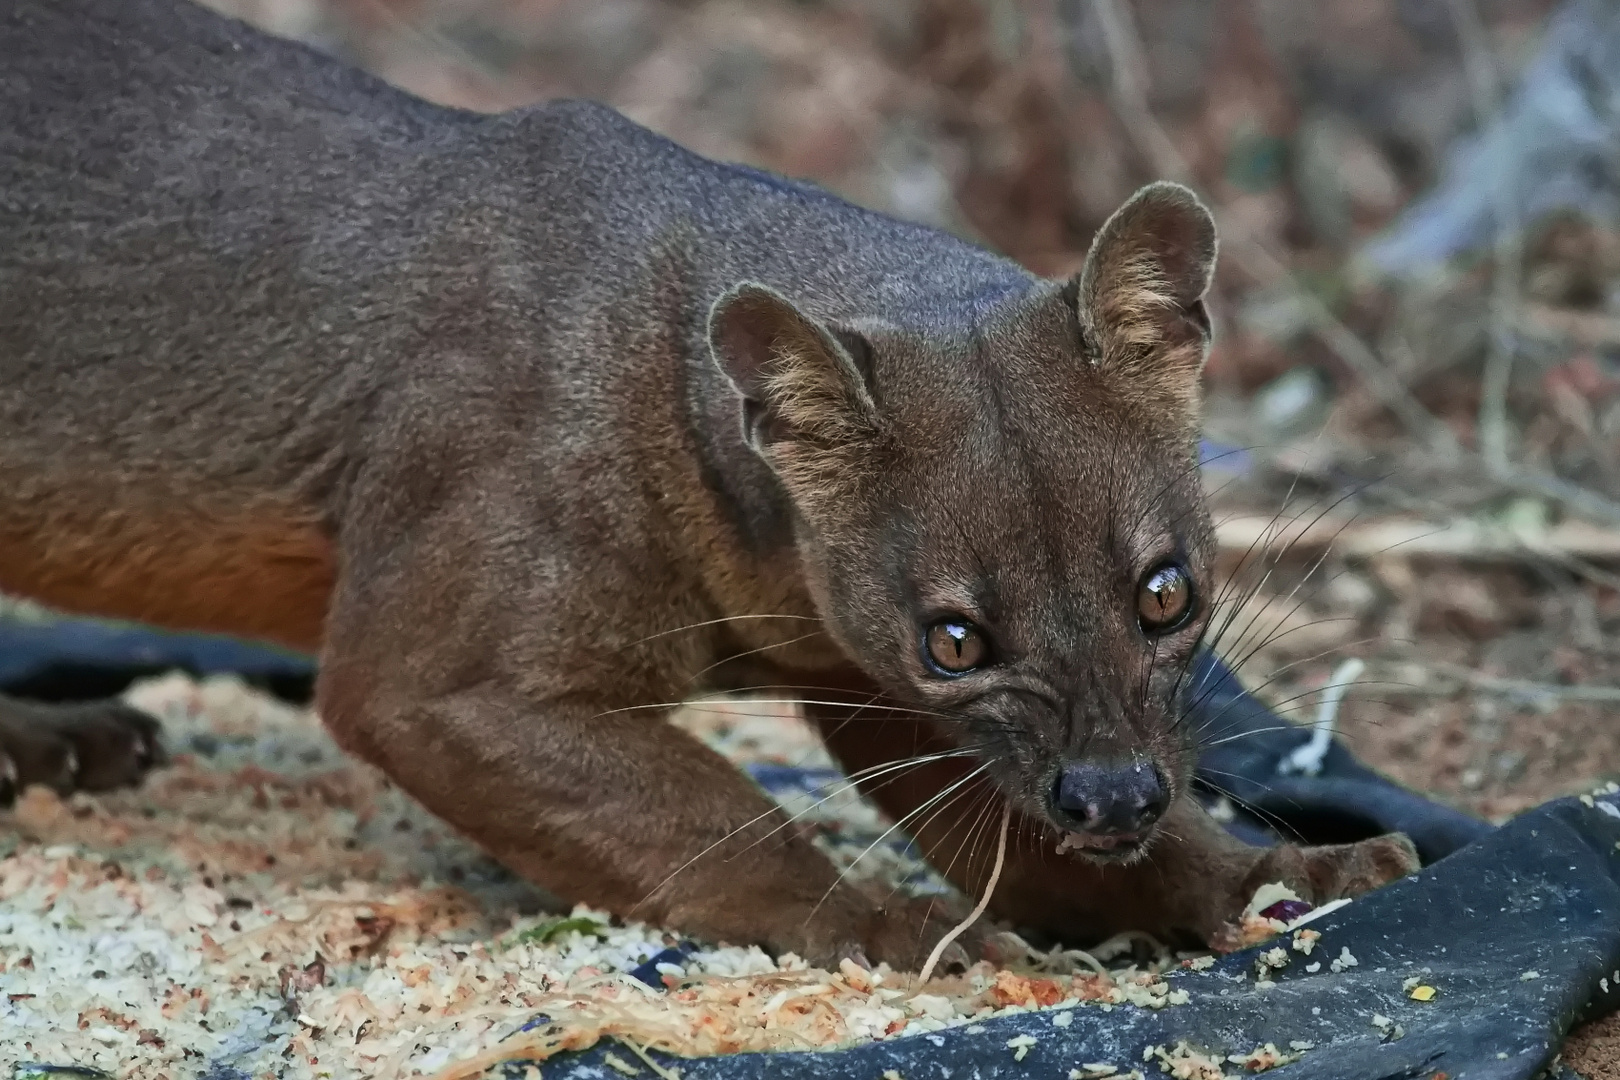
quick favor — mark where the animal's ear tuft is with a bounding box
[707,282,879,454]
[1074,182,1217,405]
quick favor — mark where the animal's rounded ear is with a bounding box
[1073,182,1217,400]
[708,283,800,403]
[707,282,878,452]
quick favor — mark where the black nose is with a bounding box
[1053,760,1168,834]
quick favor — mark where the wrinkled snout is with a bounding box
[1050,759,1168,852]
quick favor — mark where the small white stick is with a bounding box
[1279,658,1365,777]
[916,802,1012,986]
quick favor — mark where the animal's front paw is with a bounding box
[717,885,990,975]
[846,891,991,975]
[1207,833,1419,951]
[0,697,166,804]
[1255,832,1420,905]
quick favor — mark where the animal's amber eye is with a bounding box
[1138,564,1194,633]
[924,620,988,674]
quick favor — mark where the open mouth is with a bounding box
[1054,830,1147,857]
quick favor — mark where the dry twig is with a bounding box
[1522,304,1620,347]
[1446,0,1524,470]
[1377,663,1620,705]
[1215,513,1620,562]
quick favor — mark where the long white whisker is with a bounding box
[807,764,990,922]
[624,614,823,649]
[590,698,958,722]
[629,749,984,914]
[683,632,829,686]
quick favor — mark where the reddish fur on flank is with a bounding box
[0,491,334,653]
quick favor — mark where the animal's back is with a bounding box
[0,0,476,646]
[0,0,1032,649]
[1,0,476,472]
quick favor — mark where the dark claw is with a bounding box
[0,695,167,797]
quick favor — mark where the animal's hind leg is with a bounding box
[0,694,166,803]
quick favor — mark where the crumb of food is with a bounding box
[1402,976,1422,990]
[1329,947,1359,973]
[1214,914,1288,952]
[839,957,873,993]
[1521,970,1542,981]
[907,994,954,1020]
[1183,955,1216,971]
[1080,1064,1119,1076]
[1371,1014,1392,1031]
[1251,943,1288,986]
[1581,794,1596,807]
[1146,1041,1230,1079]
[1409,985,1437,1001]
[1006,1034,1038,1060]
[1288,1040,1314,1051]
[1052,1011,1073,1028]
[1290,930,1319,955]
[882,1071,902,1080]
[1227,1042,1300,1072]
[1304,962,1321,973]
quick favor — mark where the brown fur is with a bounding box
[0,0,1418,968]
[0,483,335,652]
